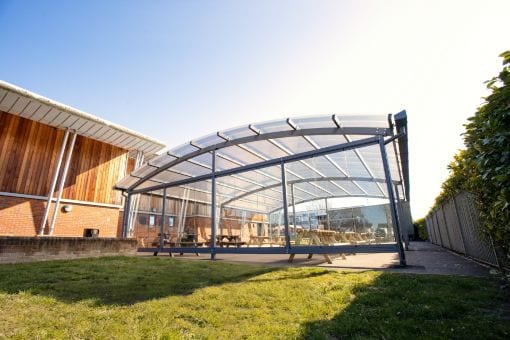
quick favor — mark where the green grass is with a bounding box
[0,256,508,339]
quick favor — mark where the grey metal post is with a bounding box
[210,150,217,259]
[49,131,77,236]
[280,162,291,251]
[127,151,144,238]
[290,184,297,233]
[123,193,132,238]
[325,198,330,230]
[39,128,70,235]
[379,136,406,265]
[159,188,167,253]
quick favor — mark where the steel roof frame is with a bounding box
[125,126,390,191]
[128,135,382,194]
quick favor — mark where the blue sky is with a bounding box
[1,0,509,218]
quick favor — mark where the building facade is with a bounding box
[0,81,165,237]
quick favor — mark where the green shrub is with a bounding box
[413,218,428,241]
[431,51,510,259]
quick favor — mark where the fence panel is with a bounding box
[425,216,434,243]
[443,199,465,254]
[427,215,437,244]
[454,191,498,266]
[431,210,442,246]
[436,206,451,249]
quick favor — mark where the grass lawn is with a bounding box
[0,256,508,339]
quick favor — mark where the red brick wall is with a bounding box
[0,236,137,264]
[0,195,122,237]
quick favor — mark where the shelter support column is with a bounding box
[291,184,297,231]
[325,198,330,230]
[281,162,291,251]
[379,136,406,265]
[122,193,132,238]
[210,150,217,260]
[126,151,144,238]
[39,128,70,235]
[49,131,77,235]
[159,188,167,254]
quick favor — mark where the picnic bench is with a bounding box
[216,235,246,248]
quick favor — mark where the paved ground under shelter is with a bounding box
[148,242,493,277]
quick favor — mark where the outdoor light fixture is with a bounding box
[62,205,72,213]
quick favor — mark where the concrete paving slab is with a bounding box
[143,242,493,277]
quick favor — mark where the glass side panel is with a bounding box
[215,164,284,247]
[386,142,402,182]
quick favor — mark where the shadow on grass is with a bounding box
[300,272,510,339]
[0,256,280,306]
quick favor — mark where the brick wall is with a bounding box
[0,195,123,237]
[0,236,137,263]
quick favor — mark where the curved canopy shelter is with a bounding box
[117,112,410,265]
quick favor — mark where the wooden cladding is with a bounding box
[0,111,130,205]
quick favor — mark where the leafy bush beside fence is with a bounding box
[431,51,510,261]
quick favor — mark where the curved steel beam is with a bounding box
[130,136,383,194]
[128,127,390,191]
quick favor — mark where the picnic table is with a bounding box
[216,235,246,248]
[247,235,271,247]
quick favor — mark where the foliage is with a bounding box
[0,256,509,339]
[431,51,510,257]
[413,217,428,241]
[463,51,510,255]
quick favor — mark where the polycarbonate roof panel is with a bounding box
[117,113,409,212]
